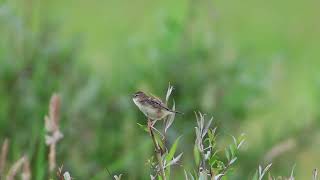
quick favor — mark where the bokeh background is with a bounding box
[0,0,319,179]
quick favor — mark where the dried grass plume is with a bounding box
[45,93,63,173]
[0,138,9,175]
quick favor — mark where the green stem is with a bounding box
[148,119,166,180]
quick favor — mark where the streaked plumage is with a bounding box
[132,91,182,120]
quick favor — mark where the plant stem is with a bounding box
[148,119,166,180]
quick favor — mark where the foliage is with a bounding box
[0,0,320,179]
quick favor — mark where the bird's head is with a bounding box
[132,91,146,100]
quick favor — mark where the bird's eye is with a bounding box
[133,91,142,97]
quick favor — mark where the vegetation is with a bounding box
[0,89,318,179]
[0,0,319,179]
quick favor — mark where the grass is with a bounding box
[0,88,319,180]
[1,0,320,179]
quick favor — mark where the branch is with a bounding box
[148,119,166,180]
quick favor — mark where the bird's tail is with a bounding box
[171,110,184,115]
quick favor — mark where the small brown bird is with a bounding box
[132,91,183,120]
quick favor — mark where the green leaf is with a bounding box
[166,136,182,162]
[154,132,165,150]
[165,136,181,178]
[207,129,217,148]
[184,170,196,180]
[209,158,217,167]
[208,129,214,141]
[137,123,148,132]
[193,145,200,166]
[229,144,236,159]
[225,148,230,161]
[217,161,225,172]
[252,170,259,180]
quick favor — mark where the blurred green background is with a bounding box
[0,0,319,179]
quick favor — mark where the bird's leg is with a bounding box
[147,119,157,129]
[152,120,157,127]
[147,119,154,131]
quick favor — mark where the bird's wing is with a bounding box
[141,97,171,111]
[149,93,163,103]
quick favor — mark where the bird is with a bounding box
[132,91,183,120]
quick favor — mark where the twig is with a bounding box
[21,156,31,180]
[57,165,64,180]
[148,119,166,180]
[6,155,26,180]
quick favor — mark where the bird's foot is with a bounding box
[147,119,157,128]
